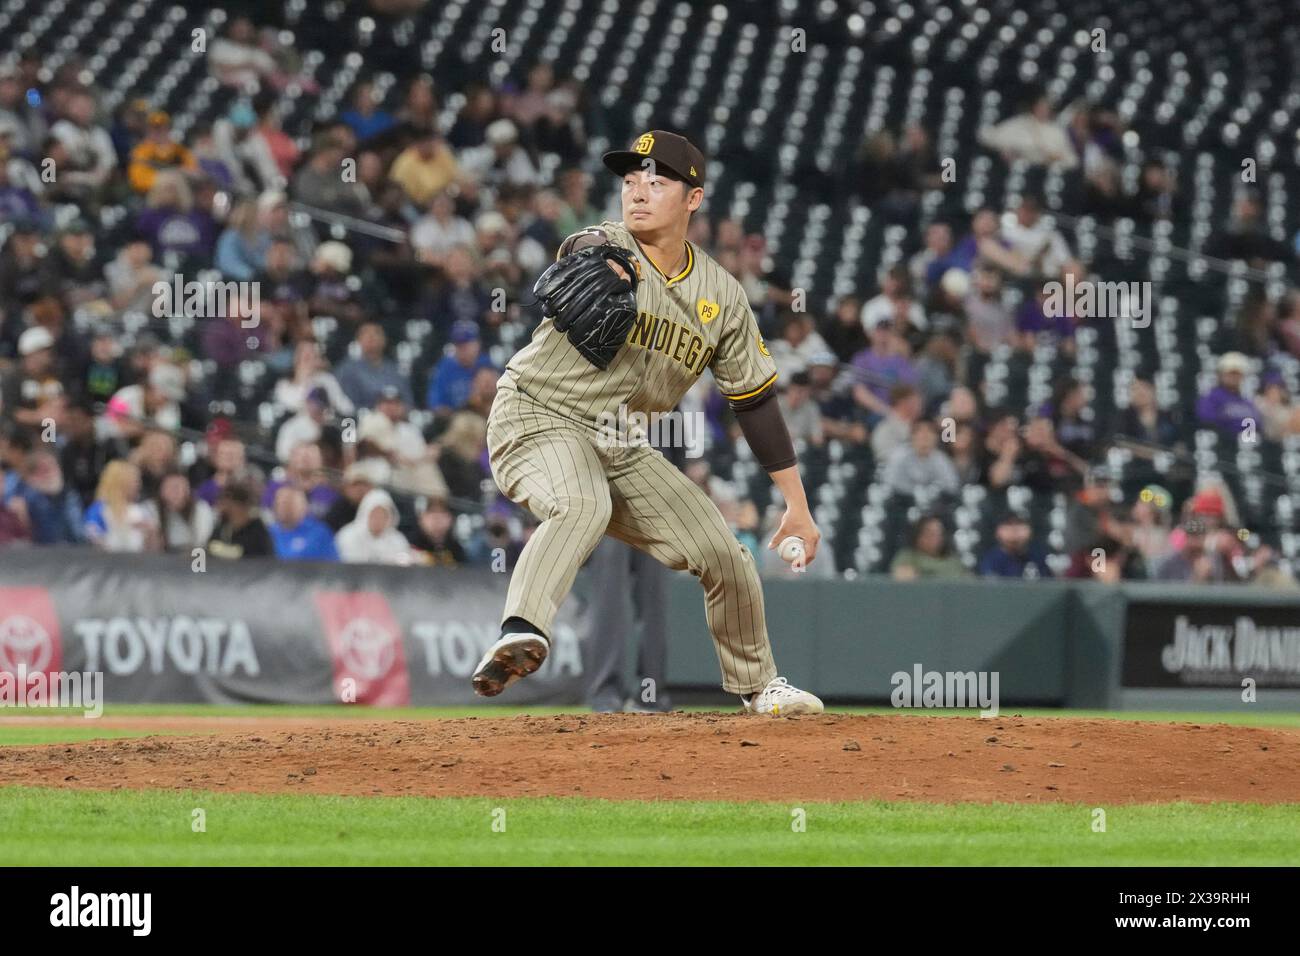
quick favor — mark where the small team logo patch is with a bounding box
[697,299,720,324]
[633,133,655,154]
[756,334,770,356]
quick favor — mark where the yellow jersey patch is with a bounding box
[757,334,771,357]
[697,299,721,324]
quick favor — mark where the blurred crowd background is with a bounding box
[1,0,1299,589]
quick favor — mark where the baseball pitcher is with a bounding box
[472,130,824,715]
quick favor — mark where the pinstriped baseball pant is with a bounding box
[486,383,777,695]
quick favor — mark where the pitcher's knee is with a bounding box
[548,493,612,531]
[691,533,754,582]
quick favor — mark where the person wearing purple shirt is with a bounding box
[135,171,217,261]
[850,321,919,426]
[260,441,340,521]
[1197,352,1262,433]
[1016,290,1076,342]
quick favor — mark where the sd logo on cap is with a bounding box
[603,130,706,189]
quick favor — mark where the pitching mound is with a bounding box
[2,712,1297,803]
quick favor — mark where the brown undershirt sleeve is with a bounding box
[731,389,797,473]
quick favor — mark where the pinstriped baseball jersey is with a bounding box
[502,219,778,423]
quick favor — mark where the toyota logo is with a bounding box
[0,614,54,673]
[336,617,397,680]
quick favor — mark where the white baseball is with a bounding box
[777,536,805,564]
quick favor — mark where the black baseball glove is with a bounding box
[532,244,641,370]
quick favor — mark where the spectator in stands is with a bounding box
[127,111,197,195]
[43,220,108,311]
[208,480,273,560]
[1045,377,1098,463]
[208,17,280,91]
[262,441,339,520]
[1154,515,1234,583]
[532,88,586,166]
[0,63,46,158]
[882,419,961,497]
[306,240,366,327]
[446,84,498,150]
[292,132,370,218]
[214,200,265,281]
[975,412,1023,490]
[910,222,954,291]
[269,484,339,561]
[1131,159,1176,224]
[102,362,185,440]
[248,91,299,184]
[425,319,495,416]
[1196,352,1261,435]
[435,409,489,502]
[1275,289,1300,360]
[1019,415,1089,493]
[823,295,867,363]
[325,458,388,532]
[555,167,600,240]
[0,454,30,546]
[83,459,157,552]
[1065,505,1146,582]
[8,448,84,545]
[778,371,824,447]
[408,496,467,567]
[105,238,163,312]
[423,245,493,333]
[891,514,970,580]
[340,81,396,144]
[977,88,1078,169]
[769,309,832,378]
[913,328,962,412]
[1130,484,1174,567]
[334,322,412,411]
[961,264,1014,354]
[871,384,922,462]
[59,397,120,503]
[1220,292,1279,360]
[0,140,43,224]
[48,88,117,204]
[460,119,543,191]
[850,319,918,425]
[861,266,925,340]
[1116,377,1179,448]
[390,129,460,206]
[411,191,475,267]
[2,325,67,438]
[393,75,440,138]
[506,63,555,131]
[28,296,90,388]
[136,171,218,263]
[1211,192,1293,265]
[144,469,214,554]
[1015,283,1077,352]
[464,365,498,419]
[335,486,413,564]
[196,437,264,507]
[275,340,354,416]
[128,428,176,499]
[978,511,1054,579]
[371,385,448,497]
[1258,373,1300,441]
[999,195,1077,281]
[275,386,331,464]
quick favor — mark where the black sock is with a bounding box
[501,616,547,643]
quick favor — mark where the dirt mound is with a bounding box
[2,713,1297,803]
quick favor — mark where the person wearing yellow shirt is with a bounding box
[128,111,198,194]
[388,129,460,205]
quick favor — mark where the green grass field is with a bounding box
[2,704,1297,866]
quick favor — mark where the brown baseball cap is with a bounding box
[602,130,706,189]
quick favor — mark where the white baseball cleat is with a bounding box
[741,676,824,716]
[472,633,549,697]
